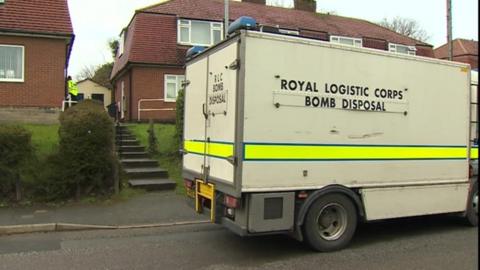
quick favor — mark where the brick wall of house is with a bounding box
[131,66,184,122]
[300,29,329,41]
[363,37,387,50]
[0,35,67,108]
[114,71,131,121]
[415,45,434,58]
[452,55,478,69]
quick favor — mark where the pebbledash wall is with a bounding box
[0,35,68,123]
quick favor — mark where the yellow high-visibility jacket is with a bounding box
[68,80,78,96]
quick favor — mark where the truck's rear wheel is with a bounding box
[303,194,357,252]
[465,181,478,227]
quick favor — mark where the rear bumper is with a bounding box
[221,217,248,236]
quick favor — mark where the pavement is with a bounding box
[0,191,208,235]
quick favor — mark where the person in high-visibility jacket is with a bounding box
[67,76,79,101]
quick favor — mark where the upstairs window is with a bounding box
[279,29,299,36]
[118,30,126,57]
[0,45,24,82]
[164,74,185,102]
[330,35,362,47]
[178,19,223,46]
[389,43,416,55]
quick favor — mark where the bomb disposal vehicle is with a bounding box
[181,17,479,251]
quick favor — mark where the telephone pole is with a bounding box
[447,0,453,60]
[224,0,229,38]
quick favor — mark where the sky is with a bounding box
[67,0,478,78]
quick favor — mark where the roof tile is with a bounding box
[112,0,432,79]
[0,0,73,35]
[434,39,478,59]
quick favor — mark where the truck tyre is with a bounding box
[303,194,357,252]
[465,181,478,227]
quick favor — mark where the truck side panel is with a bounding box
[241,32,470,192]
[362,183,469,220]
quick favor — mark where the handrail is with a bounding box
[61,100,78,111]
[137,98,175,122]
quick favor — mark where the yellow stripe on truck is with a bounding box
[244,144,473,161]
[184,140,234,159]
[471,147,479,159]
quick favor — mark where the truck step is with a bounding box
[121,158,159,168]
[128,178,176,191]
[124,167,169,179]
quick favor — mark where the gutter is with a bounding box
[0,29,74,40]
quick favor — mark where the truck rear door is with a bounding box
[183,40,239,187]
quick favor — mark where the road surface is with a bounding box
[0,215,477,270]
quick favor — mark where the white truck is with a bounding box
[182,28,478,252]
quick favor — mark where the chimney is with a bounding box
[294,0,316,12]
[241,0,266,4]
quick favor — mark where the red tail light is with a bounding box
[224,195,239,208]
[184,179,194,189]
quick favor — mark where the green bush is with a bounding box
[36,100,115,200]
[0,125,33,198]
[175,88,185,148]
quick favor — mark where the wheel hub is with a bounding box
[316,203,348,241]
[473,191,478,215]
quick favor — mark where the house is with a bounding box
[111,0,434,122]
[76,79,112,110]
[434,39,478,70]
[0,0,74,123]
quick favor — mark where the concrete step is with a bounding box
[119,152,149,159]
[116,139,140,146]
[116,131,132,137]
[117,145,145,152]
[121,158,159,168]
[128,178,176,191]
[116,135,136,140]
[125,167,169,179]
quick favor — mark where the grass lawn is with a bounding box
[22,124,59,159]
[127,123,185,195]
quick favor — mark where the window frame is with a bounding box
[388,43,417,55]
[0,44,25,82]
[279,28,300,36]
[177,19,223,46]
[164,74,185,102]
[118,31,125,57]
[329,35,363,47]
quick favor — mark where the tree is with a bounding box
[92,62,114,89]
[379,17,430,42]
[76,65,96,81]
[109,39,119,59]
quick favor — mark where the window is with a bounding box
[389,43,416,55]
[279,29,299,36]
[178,19,223,46]
[118,30,126,56]
[0,45,24,82]
[330,35,362,47]
[164,74,185,102]
[92,93,105,105]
